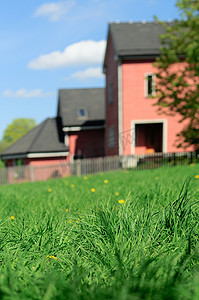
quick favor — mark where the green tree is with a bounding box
[2,118,36,145]
[154,0,199,149]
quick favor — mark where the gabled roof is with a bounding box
[104,22,167,66]
[57,88,105,127]
[1,117,68,160]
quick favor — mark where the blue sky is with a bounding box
[0,0,180,140]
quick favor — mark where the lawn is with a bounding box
[0,165,198,300]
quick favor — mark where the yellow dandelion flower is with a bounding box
[11,216,15,220]
[84,176,88,180]
[190,163,195,166]
[118,200,125,204]
[48,188,52,192]
[68,220,73,223]
[104,180,108,183]
[115,192,119,196]
[195,175,199,179]
[155,177,159,180]
[66,209,69,212]
[91,188,95,192]
[71,184,75,188]
[46,255,57,260]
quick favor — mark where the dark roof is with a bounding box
[105,22,167,61]
[57,88,105,127]
[1,117,68,159]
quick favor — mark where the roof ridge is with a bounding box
[59,87,104,92]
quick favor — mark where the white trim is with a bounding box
[64,134,69,147]
[63,125,105,132]
[118,61,123,155]
[27,152,69,158]
[131,119,167,154]
[144,73,156,98]
[2,152,69,160]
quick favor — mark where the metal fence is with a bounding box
[0,151,198,185]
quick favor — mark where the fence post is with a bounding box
[173,153,176,166]
[190,152,193,164]
[75,159,81,176]
[30,165,34,182]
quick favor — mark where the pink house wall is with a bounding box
[122,61,194,155]
[68,128,104,159]
[5,156,70,183]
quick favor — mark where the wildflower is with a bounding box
[118,200,125,204]
[104,180,108,183]
[195,175,199,179]
[11,216,15,220]
[190,163,195,166]
[66,209,69,212]
[68,220,73,223]
[115,192,119,196]
[71,184,75,188]
[48,188,52,192]
[46,255,57,260]
[155,176,159,180]
[84,176,88,180]
[91,188,95,192]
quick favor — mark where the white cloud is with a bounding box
[3,89,54,98]
[28,40,106,70]
[34,1,75,22]
[71,67,104,80]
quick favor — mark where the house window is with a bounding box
[108,83,113,104]
[108,126,115,148]
[145,74,156,97]
[77,108,88,119]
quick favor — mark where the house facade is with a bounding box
[1,88,105,169]
[57,88,105,161]
[1,22,194,170]
[103,22,194,156]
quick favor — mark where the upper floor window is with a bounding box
[108,125,115,148]
[145,74,156,97]
[77,108,88,119]
[108,83,113,104]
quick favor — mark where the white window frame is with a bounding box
[131,119,167,154]
[145,73,156,97]
[77,108,88,119]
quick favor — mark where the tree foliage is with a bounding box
[154,0,199,149]
[2,118,36,145]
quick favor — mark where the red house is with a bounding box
[57,88,105,161]
[1,22,194,170]
[103,22,194,156]
[1,88,105,167]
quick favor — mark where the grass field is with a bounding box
[0,165,198,300]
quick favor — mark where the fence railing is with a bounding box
[0,151,198,185]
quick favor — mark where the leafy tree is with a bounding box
[2,118,36,145]
[154,0,199,149]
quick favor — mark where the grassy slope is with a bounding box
[0,165,198,300]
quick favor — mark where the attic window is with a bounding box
[77,108,88,119]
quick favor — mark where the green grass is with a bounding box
[0,165,199,300]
